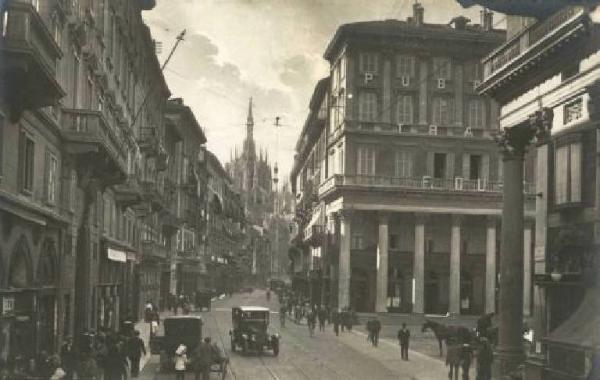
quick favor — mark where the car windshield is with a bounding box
[241,311,269,321]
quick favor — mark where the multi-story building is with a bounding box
[0,0,209,361]
[158,97,208,300]
[474,2,600,378]
[206,150,247,293]
[291,3,538,315]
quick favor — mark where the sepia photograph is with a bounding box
[0,0,599,378]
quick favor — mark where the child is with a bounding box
[174,343,187,380]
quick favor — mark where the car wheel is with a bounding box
[273,341,279,357]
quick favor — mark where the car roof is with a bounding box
[164,315,203,321]
[236,306,270,312]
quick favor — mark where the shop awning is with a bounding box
[545,282,600,349]
[108,248,127,263]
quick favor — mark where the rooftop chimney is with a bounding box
[452,16,470,31]
[413,3,424,27]
[481,9,494,31]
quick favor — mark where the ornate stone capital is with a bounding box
[496,107,553,157]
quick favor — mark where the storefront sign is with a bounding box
[1,296,14,315]
[108,248,127,263]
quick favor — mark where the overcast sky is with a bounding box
[143,0,493,181]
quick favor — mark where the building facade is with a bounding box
[476,2,600,378]
[0,0,211,362]
[291,4,538,315]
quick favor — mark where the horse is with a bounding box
[421,320,474,357]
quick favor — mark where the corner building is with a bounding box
[292,4,537,315]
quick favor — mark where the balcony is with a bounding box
[62,108,127,182]
[319,174,535,198]
[1,1,64,121]
[480,6,589,101]
[140,240,168,261]
[137,129,168,171]
[113,175,143,209]
[140,180,165,211]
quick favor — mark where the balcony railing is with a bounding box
[141,240,168,260]
[319,174,535,196]
[62,108,127,175]
[482,6,586,81]
[1,1,64,112]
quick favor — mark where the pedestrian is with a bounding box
[446,338,461,380]
[174,344,187,380]
[266,289,271,302]
[317,307,326,332]
[127,330,146,378]
[476,338,493,380]
[372,317,381,347]
[460,343,473,380]
[366,319,374,345]
[60,336,76,380]
[104,338,128,380]
[193,337,213,380]
[397,323,410,360]
[279,305,286,328]
[332,311,340,337]
[307,311,316,337]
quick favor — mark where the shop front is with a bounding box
[97,247,127,332]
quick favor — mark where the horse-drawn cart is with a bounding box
[150,315,229,379]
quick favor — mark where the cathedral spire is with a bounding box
[246,97,254,142]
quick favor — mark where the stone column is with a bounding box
[523,222,533,317]
[376,212,389,313]
[493,108,553,376]
[449,215,462,315]
[338,210,352,310]
[413,213,426,314]
[485,216,497,314]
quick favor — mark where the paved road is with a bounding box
[138,289,473,379]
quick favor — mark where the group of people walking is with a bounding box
[446,337,493,380]
[172,337,226,380]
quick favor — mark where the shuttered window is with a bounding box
[555,142,582,205]
[468,99,485,128]
[396,95,414,124]
[358,92,377,121]
[432,97,452,125]
[359,53,379,73]
[357,146,376,175]
[396,55,415,77]
[394,151,413,178]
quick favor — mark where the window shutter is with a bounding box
[426,152,434,177]
[462,153,470,179]
[446,153,455,179]
[44,150,50,202]
[482,155,490,182]
[570,143,582,202]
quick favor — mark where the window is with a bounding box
[468,99,485,128]
[433,57,451,79]
[396,95,413,124]
[351,234,364,250]
[358,92,377,121]
[469,155,482,180]
[432,97,452,126]
[45,152,58,205]
[396,55,415,77]
[357,146,376,175]
[20,131,35,194]
[337,146,344,175]
[395,151,413,178]
[359,53,378,73]
[433,153,446,179]
[555,142,582,205]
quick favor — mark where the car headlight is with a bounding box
[251,335,256,341]
[242,334,248,340]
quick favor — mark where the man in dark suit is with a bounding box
[397,323,410,360]
[127,330,146,377]
[194,337,214,380]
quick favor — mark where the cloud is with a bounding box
[279,55,314,88]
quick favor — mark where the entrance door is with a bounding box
[351,268,368,312]
[425,271,440,314]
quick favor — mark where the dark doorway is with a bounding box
[351,268,369,312]
[469,155,482,180]
[434,153,446,179]
[425,271,440,314]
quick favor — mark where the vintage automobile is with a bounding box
[150,315,228,378]
[195,289,214,311]
[229,306,280,356]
